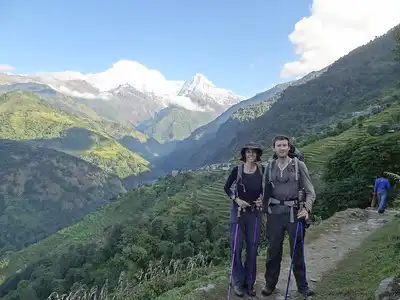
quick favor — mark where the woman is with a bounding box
[224,142,264,297]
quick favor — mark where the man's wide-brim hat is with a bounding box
[241,142,263,156]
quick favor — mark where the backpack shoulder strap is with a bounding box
[268,159,275,181]
[235,163,243,197]
[295,157,305,191]
[256,162,267,197]
[237,163,243,183]
[255,162,263,176]
[294,157,299,181]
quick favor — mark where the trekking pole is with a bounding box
[250,203,261,286]
[284,221,300,300]
[300,220,307,298]
[227,206,241,300]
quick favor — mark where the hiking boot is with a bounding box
[247,285,256,297]
[233,285,244,297]
[298,287,315,296]
[378,209,384,214]
[261,284,275,296]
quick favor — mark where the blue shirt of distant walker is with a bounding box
[374,177,391,193]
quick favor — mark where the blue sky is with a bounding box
[1,0,313,97]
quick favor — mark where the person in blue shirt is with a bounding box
[374,176,391,213]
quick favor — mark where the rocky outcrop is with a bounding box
[375,277,400,300]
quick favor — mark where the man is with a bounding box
[374,176,391,213]
[261,135,316,297]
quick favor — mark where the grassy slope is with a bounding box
[0,91,150,178]
[313,215,400,300]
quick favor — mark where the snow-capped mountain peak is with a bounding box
[2,59,244,112]
[178,73,244,107]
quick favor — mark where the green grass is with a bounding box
[313,215,400,300]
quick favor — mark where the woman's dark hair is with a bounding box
[240,148,263,162]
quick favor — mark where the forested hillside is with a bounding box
[0,170,230,299]
[212,28,400,163]
[137,106,217,143]
[157,69,326,172]
[0,139,125,255]
[160,26,400,171]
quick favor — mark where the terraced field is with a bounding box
[165,170,231,222]
[303,105,400,174]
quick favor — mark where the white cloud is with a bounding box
[280,0,400,78]
[32,59,244,111]
[0,64,15,72]
[39,60,185,96]
[47,84,109,100]
[168,95,206,112]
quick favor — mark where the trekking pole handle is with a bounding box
[236,206,241,222]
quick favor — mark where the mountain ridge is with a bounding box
[0,61,245,143]
[0,91,151,178]
[156,68,328,172]
[3,60,244,115]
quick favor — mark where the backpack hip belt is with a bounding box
[268,197,299,223]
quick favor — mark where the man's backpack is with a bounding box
[263,157,302,211]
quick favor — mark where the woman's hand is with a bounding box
[235,198,250,209]
[255,196,263,211]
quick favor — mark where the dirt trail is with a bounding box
[226,208,398,300]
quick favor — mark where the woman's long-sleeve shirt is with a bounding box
[224,165,264,205]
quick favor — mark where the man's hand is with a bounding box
[235,198,250,209]
[297,207,309,220]
[255,196,263,211]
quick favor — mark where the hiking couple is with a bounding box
[224,136,316,298]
